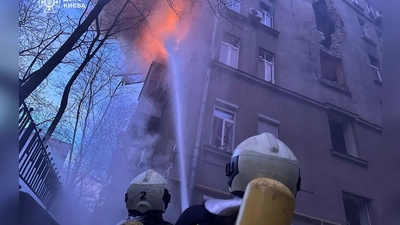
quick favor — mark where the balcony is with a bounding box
[19,98,62,219]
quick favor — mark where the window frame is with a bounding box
[366,2,374,14]
[328,114,358,157]
[226,0,242,14]
[375,30,382,45]
[358,18,370,38]
[342,192,372,225]
[260,8,273,27]
[219,35,240,69]
[210,103,236,152]
[258,49,275,83]
[258,114,280,138]
[368,55,382,81]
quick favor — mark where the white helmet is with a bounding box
[225,133,301,197]
[125,169,171,214]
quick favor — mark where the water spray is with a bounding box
[164,38,189,211]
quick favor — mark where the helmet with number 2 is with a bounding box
[125,169,171,214]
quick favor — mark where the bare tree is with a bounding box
[19,0,66,80]
[48,48,138,209]
[19,0,150,144]
[19,0,114,100]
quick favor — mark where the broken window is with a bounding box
[368,55,382,81]
[211,107,235,152]
[258,49,274,83]
[328,116,358,157]
[313,0,336,49]
[358,18,370,38]
[226,0,242,14]
[343,193,372,225]
[320,50,345,84]
[219,34,240,69]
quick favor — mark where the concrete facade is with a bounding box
[124,0,384,224]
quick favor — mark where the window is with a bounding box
[219,34,240,69]
[358,18,369,38]
[259,1,274,28]
[226,0,241,13]
[258,115,279,138]
[368,55,382,81]
[342,193,372,225]
[211,107,235,152]
[375,30,382,45]
[258,49,275,83]
[366,2,374,14]
[313,0,336,49]
[320,50,345,85]
[328,116,357,157]
[259,0,274,27]
[261,9,273,27]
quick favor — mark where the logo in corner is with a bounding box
[39,0,61,13]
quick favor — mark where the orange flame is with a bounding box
[136,0,192,66]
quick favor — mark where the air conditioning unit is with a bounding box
[249,8,263,23]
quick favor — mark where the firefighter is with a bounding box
[117,169,173,225]
[175,132,302,225]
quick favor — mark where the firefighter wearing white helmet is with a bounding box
[117,169,173,225]
[175,133,301,225]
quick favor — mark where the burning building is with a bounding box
[97,0,384,224]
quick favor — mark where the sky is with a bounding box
[19,2,146,209]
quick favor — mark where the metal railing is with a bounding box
[19,98,61,208]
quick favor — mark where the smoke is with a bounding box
[87,1,206,224]
[96,0,193,73]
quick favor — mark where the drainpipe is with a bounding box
[187,10,220,205]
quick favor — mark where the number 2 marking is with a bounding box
[140,191,147,200]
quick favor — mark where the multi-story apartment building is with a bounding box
[100,0,384,224]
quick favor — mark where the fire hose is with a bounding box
[235,178,295,225]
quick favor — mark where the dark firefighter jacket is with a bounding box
[117,214,172,225]
[174,204,237,225]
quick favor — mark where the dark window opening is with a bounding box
[375,30,382,45]
[368,55,379,68]
[131,114,160,139]
[344,199,362,225]
[313,0,336,49]
[329,119,347,154]
[320,50,345,84]
[343,193,371,225]
[146,116,161,134]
